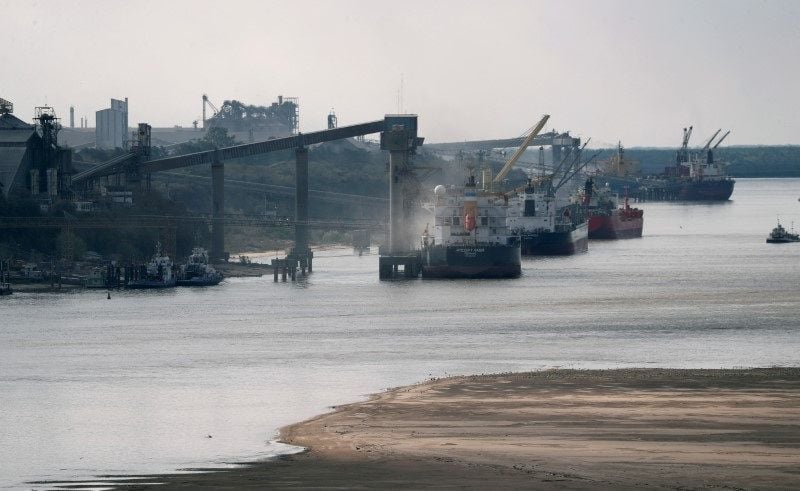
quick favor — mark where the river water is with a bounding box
[1,178,799,488]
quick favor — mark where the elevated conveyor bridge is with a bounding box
[70,116,422,271]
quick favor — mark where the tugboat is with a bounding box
[766,220,800,243]
[507,178,588,255]
[126,242,177,289]
[178,248,223,286]
[420,175,521,279]
[585,178,643,239]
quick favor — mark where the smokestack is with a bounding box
[70,106,75,128]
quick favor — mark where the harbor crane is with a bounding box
[493,114,550,184]
[202,94,219,129]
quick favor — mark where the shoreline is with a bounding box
[63,367,800,489]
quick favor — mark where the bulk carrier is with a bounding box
[507,179,588,255]
[599,129,735,201]
[660,127,734,201]
[420,175,521,278]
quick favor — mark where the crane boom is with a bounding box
[702,129,722,150]
[712,130,730,149]
[493,114,550,184]
[202,94,220,129]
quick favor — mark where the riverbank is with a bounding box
[105,368,800,489]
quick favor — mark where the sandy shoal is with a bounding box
[114,368,800,489]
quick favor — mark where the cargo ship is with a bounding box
[420,175,521,278]
[507,179,588,255]
[665,127,734,200]
[584,178,643,239]
[600,130,735,201]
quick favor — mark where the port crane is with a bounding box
[492,114,550,185]
[202,94,220,129]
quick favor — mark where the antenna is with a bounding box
[400,73,404,113]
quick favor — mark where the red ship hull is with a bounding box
[588,208,643,239]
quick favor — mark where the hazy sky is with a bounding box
[3,0,799,147]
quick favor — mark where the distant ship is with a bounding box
[600,130,735,201]
[84,267,109,288]
[766,221,799,243]
[420,175,521,279]
[584,178,643,239]
[507,179,588,255]
[178,248,223,286]
[126,243,177,289]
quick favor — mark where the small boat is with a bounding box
[84,267,109,288]
[0,283,11,296]
[766,221,800,243]
[177,248,223,286]
[126,243,177,289]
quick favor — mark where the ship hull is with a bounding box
[422,244,521,279]
[126,279,177,289]
[606,177,735,201]
[675,179,735,200]
[521,222,588,255]
[588,211,643,239]
[177,276,223,286]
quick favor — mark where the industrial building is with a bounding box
[0,101,72,202]
[95,97,128,149]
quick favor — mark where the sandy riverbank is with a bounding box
[94,368,800,489]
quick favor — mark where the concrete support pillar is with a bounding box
[294,146,309,257]
[388,147,406,254]
[211,150,225,262]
